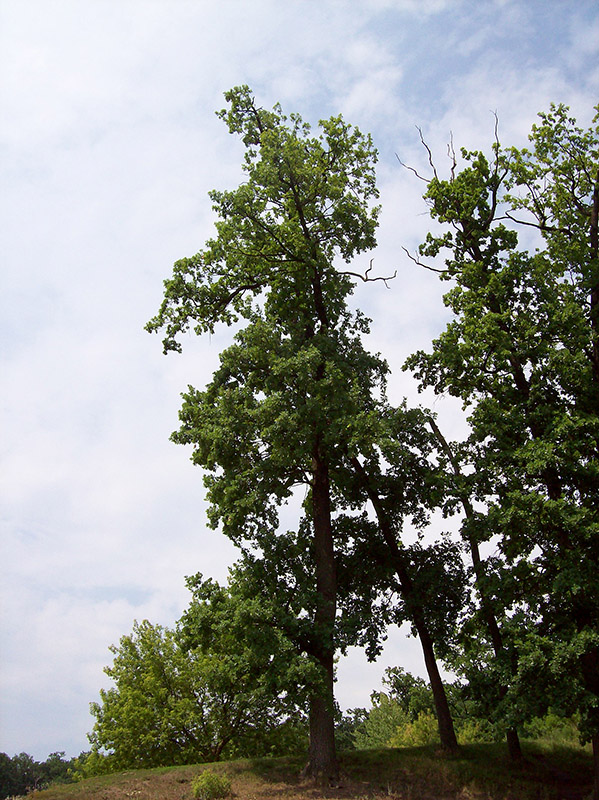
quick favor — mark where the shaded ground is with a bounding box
[27,742,594,800]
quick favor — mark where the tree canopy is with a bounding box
[139,92,599,792]
[406,102,599,787]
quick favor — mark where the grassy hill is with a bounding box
[26,741,594,800]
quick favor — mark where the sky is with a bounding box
[1,0,598,762]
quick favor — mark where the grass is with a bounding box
[25,740,594,800]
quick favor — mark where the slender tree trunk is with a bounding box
[427,418,523,760]
[350,456,459,753]
[589,168,599,392]
[305,441,338,780]
[412,608,460,752]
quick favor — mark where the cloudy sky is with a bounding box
[1,0,597,761]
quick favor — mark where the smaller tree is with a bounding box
[89,595,298,770]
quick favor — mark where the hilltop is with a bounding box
[27,742,594,800]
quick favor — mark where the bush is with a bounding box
[456,718,501,744]
[388,711,439,747]
[523,711,579,744]
[353,694,409,749]
[191,770,231,800]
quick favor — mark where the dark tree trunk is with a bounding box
[412,610,460,752]
[428,418,523,760]
[304,442,338,780]
[307,654,337,780]
[350,456,459,753]
[591,734,599,800]
[506,728,522,761]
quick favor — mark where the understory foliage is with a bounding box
[85,92,598,788]
[342,667,581,751]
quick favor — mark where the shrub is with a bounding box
[523,711,579,744]
[456,718,500,744]
[191,770,231,800]
[353,694,409,749]
[388,711,439,747]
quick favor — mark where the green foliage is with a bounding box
[388,711,439,747]
[354,693,410,750]
[69,750,115,780]
[335,708,368,751]
[406,103,599,743]
[144,86,598,771]
[146,84,380,352]
[191,770,232,800]
[89,600,298,771]
[381,667,436,719]
[354,669,584,751]
[456,718,501,745]
[146,85,392,777]
[353,668,501,750]
[523,710,580,745]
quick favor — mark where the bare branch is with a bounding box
[503,210,571,236]
[402,247,448,274]
[447,132,457,181]
[395,153,429,182]
[339,258,397,288]
[492,110,500,151]
[416,126,438,180]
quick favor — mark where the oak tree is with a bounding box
[147,86,384,778]
[406,104,599,792]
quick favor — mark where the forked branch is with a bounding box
[340,258,397,287]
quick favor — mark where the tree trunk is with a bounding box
[413,610,460,752]
[506,727,522,761]
[592,734,599,800]
[350,456,459,753]
[428,418,522,760]
[306,654,338,780]
[304,442,339,780]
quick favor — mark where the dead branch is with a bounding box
[395,152,429,182]
[402,247,448,274]
[416,126,438,180]
[340,258,397,288]
[447,131,457,181]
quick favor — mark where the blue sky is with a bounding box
[1,0,598,761]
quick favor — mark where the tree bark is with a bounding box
[304,441,339,780]
[590,734,599,800]
[306,654,337,781]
